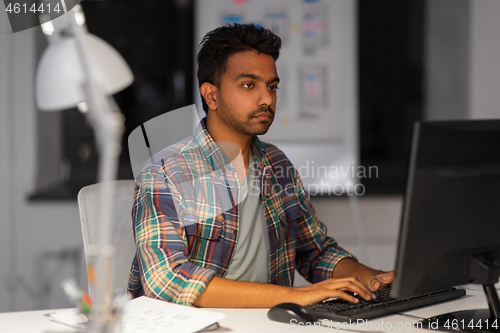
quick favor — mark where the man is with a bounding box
[128,24,393,307]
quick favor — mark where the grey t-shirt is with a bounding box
[225,153,270,283]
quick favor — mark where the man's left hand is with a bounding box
[334,259,396,292]
[366,270,395,291]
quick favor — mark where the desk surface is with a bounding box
[0,289,490,333]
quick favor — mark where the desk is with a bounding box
[0,289,490,333]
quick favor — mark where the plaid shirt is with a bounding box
[128,119,353,305]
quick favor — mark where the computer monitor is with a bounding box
[391,119,500,330]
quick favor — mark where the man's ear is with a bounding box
[200,82,218,111]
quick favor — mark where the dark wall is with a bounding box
[358,0,425,194]
[60,0,195,196]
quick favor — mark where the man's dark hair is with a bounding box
[197,23,282,113]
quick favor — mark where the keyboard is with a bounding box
[306,288,466,321]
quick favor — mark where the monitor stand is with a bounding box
[423,253,500,332]
[423,285,499,333]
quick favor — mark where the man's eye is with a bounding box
[243,83,254,88]
[269,85,279,91]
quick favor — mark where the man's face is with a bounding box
[215,50,279,136]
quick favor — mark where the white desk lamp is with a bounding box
[36,3,133,332]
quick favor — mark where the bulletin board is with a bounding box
[195,0,358,195]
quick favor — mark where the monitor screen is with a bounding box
[392,119,500,299]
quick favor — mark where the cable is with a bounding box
[395,312,426,320]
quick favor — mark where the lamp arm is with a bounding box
[68,7,124,333]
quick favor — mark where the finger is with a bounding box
[330,279,374,301]
[321,277,374,300]
[376,271,394,279]
[379,276,393,283]
[374,271,395,286]
[338,277,374,297]
[347,277,377,299]
[350,278,377,300]
[327,290,361,304]
[379,274,394,283]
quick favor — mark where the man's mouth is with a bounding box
[253,109,274,121]
[254,112,273,120]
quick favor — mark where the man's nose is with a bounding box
[257,86,273,107]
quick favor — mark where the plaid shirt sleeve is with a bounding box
[292,168,356,284]
[131,163,215,305]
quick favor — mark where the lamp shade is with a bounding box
[36,33,133,111]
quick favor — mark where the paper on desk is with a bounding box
[47,296,225,333]
[120,296,225,333]
[45,310,81,331]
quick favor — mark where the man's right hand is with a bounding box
[193,276,375,308]
[291,277,376,306]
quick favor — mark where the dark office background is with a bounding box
[358,0,425,194]
[32,0,425,199]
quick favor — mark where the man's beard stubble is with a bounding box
[218,97,275,136]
